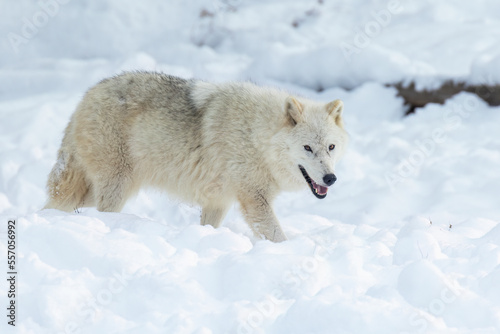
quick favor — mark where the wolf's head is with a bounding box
[273,96,348,199]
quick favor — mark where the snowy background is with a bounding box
[1,0,500,333]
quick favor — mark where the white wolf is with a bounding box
[45,72,348,242]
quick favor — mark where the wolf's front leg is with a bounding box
[201,206,229,228]
[238,192,287,242]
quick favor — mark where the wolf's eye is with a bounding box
[304,145,312,152]
[329,144,335,151]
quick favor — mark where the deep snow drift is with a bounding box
[1,1,500,333]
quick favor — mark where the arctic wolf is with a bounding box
[45,72,348,242]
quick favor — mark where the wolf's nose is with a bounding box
[323,174,337,186]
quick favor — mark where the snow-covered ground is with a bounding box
[1,1,500,333]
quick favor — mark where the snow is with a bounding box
[1,1,500,333]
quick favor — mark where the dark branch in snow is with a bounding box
[390,81,500,115]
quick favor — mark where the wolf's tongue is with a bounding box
[317,185,328,195]
[312,182,328,195]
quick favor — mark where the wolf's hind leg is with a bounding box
[94,174,135,212]
[201,206,229,228]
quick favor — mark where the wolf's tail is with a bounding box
[44,146,91,212]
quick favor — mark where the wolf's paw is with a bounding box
[270,227,288,243]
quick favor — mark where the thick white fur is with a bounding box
[45,72,348,242]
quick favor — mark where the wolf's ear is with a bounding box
[326,99,344,127]
[285,96,304,126]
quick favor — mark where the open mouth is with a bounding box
[298,165,328,199]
